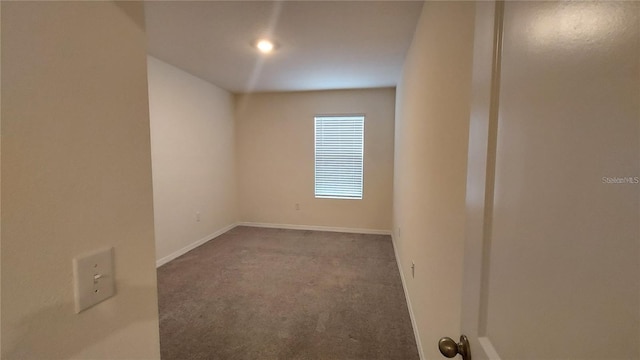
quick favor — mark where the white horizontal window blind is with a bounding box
[314,115,364,199]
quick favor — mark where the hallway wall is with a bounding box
[392,2,476,358]
[1,2,160,358]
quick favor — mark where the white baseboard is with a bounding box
[156,222,238,268]
[391,233,425,360]
[237,222,391,235]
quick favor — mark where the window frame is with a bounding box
[314,114,365,200]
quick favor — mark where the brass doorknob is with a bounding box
[438,335,471,360]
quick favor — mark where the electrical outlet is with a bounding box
[295,203,300,211]
[411,261,415,278]
[195,211,201,222]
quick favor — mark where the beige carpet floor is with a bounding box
[157,226,419,360]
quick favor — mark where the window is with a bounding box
[314,115,364,199]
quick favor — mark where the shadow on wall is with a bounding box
[115,2,145,31]
[3,283,159,359]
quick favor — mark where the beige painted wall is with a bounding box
[1,2,160,358]
[147,56,237,264]
[236,88,395,231]
[393,2,475,358]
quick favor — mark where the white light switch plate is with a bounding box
[73,247,115,313]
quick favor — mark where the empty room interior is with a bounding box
[1,1,639,359]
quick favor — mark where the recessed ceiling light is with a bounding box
[255,39,275,54]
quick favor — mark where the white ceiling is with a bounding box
[144,1,424,93]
